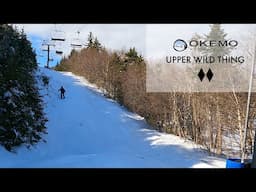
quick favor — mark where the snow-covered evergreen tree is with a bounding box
[0,24,47,151]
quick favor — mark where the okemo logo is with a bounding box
[173,39,187,52]
[173,39,238,52]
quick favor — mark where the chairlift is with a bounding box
[71,31,82,49]
[54,41,64,55]
[51,24,65,41]
[70,43,82,48]
[56,50,63,55]
[51,32,65,41]
[41,44,48,52]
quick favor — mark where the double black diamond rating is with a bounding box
[198,68,213,82]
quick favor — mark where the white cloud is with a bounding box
[15,24,53,39]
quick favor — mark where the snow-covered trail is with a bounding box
[0,68,225,168]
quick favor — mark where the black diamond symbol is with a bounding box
[207,68,213,82]
[198,68,205,81]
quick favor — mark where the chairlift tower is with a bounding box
[42,41,55,68]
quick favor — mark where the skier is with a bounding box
[59,86,66,99]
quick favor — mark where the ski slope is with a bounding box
[0,68,226,168]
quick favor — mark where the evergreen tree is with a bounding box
[199,24,233,57]
[87,32,94,48]
[0,24,47,152]
[126,47,138,58]
[86,32,103,51]
[108,53,125,103]
[125,47,144,63]
[92,37,102,51]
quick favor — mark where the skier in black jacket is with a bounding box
[59,86,66,99]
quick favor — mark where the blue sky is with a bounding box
[27,34,65,68]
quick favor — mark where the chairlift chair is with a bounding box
[41,44,48,52]
[51,25,65,41]
[70,31,83,49]
[56,50,63,55]
[70,43,82,48]
[51,31,65,41]
[54,40,64,55]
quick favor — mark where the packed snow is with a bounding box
[0,68,226,168]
